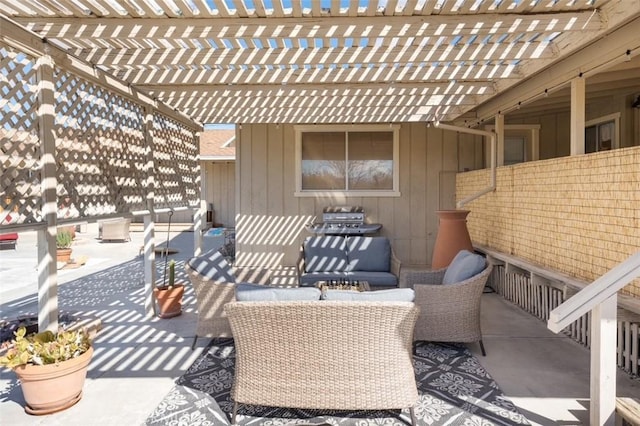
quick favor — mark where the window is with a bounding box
[504,136,525,166]
[585,114,619,153]
[295,125,400,196]
[484,124,540,166]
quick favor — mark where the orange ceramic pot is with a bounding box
[153,285,184,319]
[431,210,473,269]
[14,346,93,415]
[56,248,72,264]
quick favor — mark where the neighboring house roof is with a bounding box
[200,130,236,161]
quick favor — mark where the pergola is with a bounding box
[1,4,640,424]
[2,0,639,126]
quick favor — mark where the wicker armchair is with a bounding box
[405,263,492,355]
[225,300,420,425]
[98,218,131,242]
[185,250,237,349]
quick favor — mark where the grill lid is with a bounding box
[322,206,365,224]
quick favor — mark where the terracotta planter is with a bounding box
[153,285,184,319]
[56,248,72,264]
[431,210,473,269]
[14,346,93,415]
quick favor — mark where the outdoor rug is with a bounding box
[145,338,530,426]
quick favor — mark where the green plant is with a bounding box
[168,259,176,287]
[56,229,73,249]
[158,259,182,290]
[0,327,91,369]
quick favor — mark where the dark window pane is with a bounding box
[347,132,393,190]
[585,126,597,153]
[301,132,346,190]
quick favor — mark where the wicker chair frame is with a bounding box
[225,300,420,425]
[405,264,492,355]
[185,262,235,349]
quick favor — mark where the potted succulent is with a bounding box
[56,229,73,263]
[0,326,93,415]
[153,259,184,318]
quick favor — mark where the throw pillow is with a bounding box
[304,236,348,272]
[346,236,391,272]
[235,283,322,301]
[321,288,415,302]
[442,250,486,284]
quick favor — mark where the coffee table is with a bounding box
[315,280,370,292]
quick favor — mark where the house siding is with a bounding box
[457,146,640,297]
[504,90,640,159]
[235,123,482,269]
[203,161,236,228]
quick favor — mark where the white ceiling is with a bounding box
[1,0,639,126]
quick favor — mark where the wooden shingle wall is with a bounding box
[458,146,640,297]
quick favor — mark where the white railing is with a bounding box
[548,252,640,426]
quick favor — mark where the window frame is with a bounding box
[294,124,400,197]
[585,113,620,153]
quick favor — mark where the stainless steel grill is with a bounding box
[305,206,382,235]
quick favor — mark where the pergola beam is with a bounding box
[70,41,557,68]
[470,13,640,126]
[16,11,602,38]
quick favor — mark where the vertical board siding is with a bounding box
[204,161,236,227]
[236,122,477,268]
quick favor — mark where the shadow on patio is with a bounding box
[0,229,638,425]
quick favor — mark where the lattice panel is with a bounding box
[0,43,42,227]
[54,69,147,217]
[152,114,200,211]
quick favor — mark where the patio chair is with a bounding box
[225,300,419,425]
[99,218,131,242]
[405,251,492,356]
[185,249,237,349]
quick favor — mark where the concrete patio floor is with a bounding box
[0,224,638,425]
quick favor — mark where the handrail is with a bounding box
[547,251,640,425]
[548,251,640,333]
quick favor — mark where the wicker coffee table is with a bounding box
[315,280,370,292]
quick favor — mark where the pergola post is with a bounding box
[494,113,505,167]
[143,213,156,317]
[590,294,617,426]
[143,106,156,318]
[570,76,586,156]
[36,52,58,332]
[194,134,205,256]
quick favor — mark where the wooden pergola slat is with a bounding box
[1,0,637,125]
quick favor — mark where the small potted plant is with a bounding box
[153,259,184,318]
[56,229,73,263]
[0,326,93,415]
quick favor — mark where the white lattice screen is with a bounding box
[0,44,42,225]
[152,113,200,211]
[1,41,201,230]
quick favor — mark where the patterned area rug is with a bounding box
[145,338,530,426]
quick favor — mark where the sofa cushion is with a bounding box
[304,236,348,272]
[322,288,415,302]
[442,250,486,285]
[346,236,391,272]
[235,283,322,301]
[299,271,348,287]
[345,271,398,287]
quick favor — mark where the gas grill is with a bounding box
[305,206,382,235]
